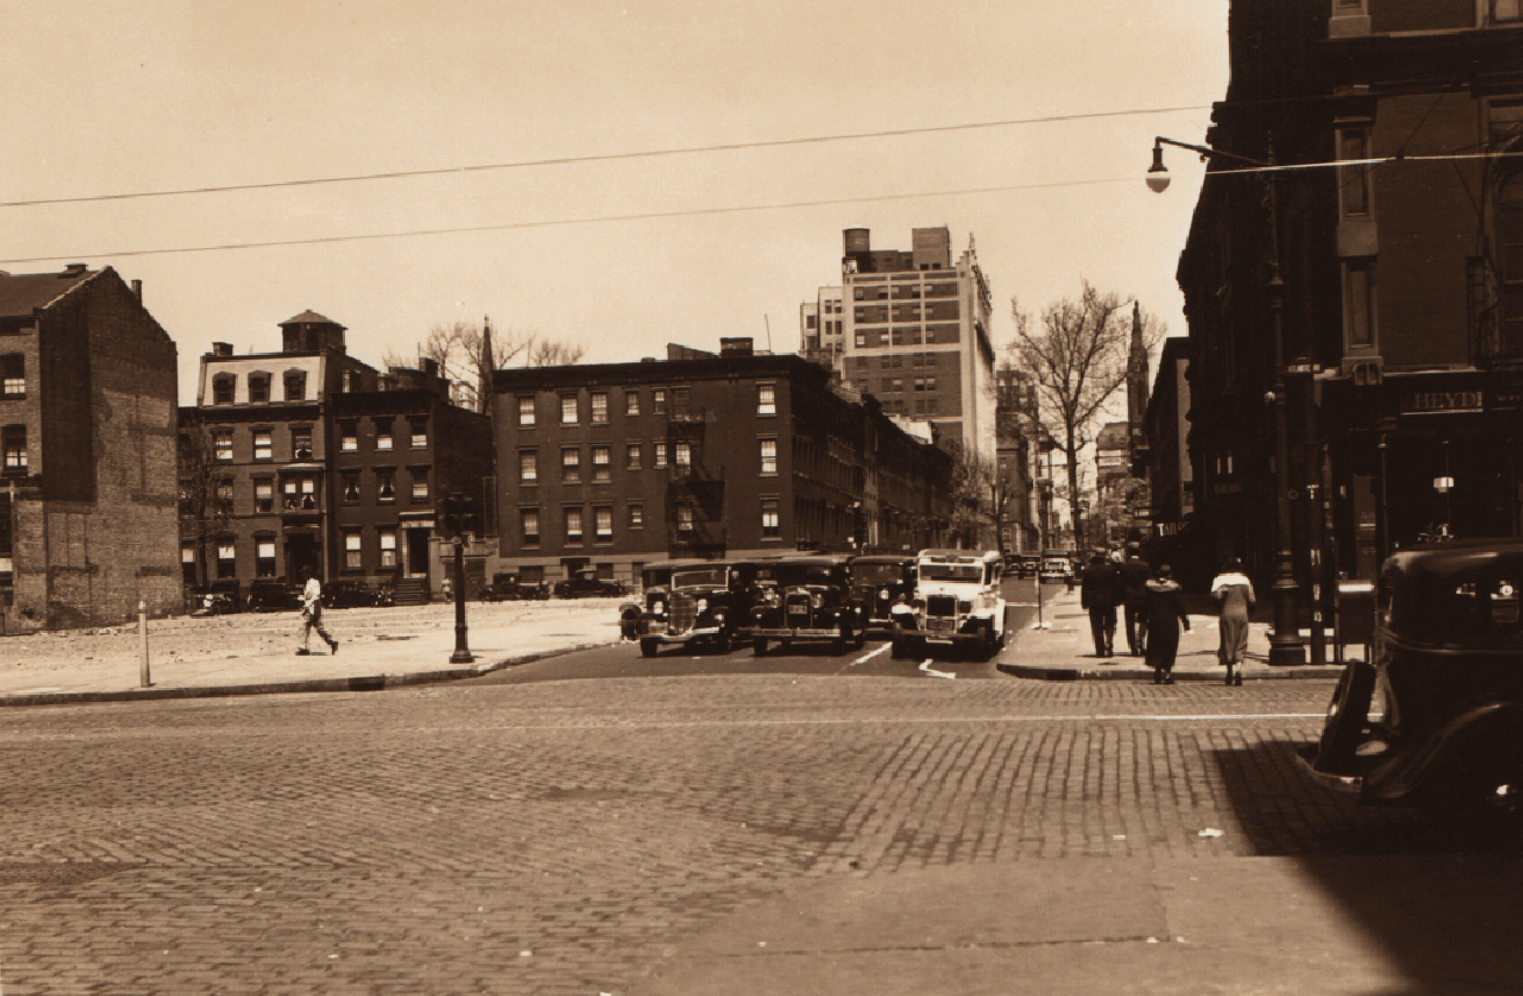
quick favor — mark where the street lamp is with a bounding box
[1149,135,1308,666]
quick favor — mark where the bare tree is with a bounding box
[382,321,587,412]
[1009,281,1165,549]
[178,420,230,592]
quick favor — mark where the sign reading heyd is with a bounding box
[1400,390,1483,415]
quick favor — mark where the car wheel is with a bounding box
[753,637,768,656]
[639,638,658,658]
[1316,660,1377,772]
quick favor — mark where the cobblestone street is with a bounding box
[0,676,1502,994]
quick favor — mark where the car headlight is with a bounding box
[697,598,709,614]
[879,589,890,600]
[811,593,823,609]
[652,599,665,616]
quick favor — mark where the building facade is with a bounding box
[180,312,492,603]
[1176,0,1523,600]
[491,341,953,588]
[0,265,180,631]
[801,227,998,463]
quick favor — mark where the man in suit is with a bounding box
[1119,544,1152,656]
[1080,553,1123,658]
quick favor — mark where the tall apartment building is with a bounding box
[180,312,491,603]
[0,265,180,632]
[800,227,997,462]
[491,340,953,588]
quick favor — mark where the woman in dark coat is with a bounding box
[1144,564,1191,684]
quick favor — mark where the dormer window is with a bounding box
[212,373,236,405]
[248,372,270,404]
[283,369,307,402]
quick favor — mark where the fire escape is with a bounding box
[666,404,726,558]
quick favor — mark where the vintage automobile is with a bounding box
[321,580,391,609]
[849,555,916,633]
[188,579,242,616]
[553,568,625,599]
[1299,540,1523,818]
[628,559,753,656]
[749,555,866,655]
[479,572,550,602]
[246,580,303,613]
[1038,550,1074,584]
[890,549,1007,659]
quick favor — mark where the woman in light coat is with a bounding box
[1212,558,1255,686]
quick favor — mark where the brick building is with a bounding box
[1175,0,1523,597]
[180,312,491,604]
[491,340,953,588]
[0,265,179,631]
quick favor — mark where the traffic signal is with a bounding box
[441,494,480,537]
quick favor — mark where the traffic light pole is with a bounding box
[449,535,473,664]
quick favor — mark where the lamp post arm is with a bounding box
[1154,136,1271,170]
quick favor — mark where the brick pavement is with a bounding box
[0,673,1493,995]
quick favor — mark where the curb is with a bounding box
[0,642,610,709]
[996,660,1347,682]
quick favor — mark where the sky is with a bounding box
[2,0,1230,405]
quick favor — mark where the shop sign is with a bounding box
[1400,391,1482,415]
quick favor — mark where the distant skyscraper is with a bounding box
[800,226,997,462]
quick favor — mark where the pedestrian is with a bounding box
[1144,564,1191,684]
[296,570,339,655]
[1212,557,1256,686]
[1080,553,1123,658]
[1119,544,1152,657]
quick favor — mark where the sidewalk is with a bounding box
[0,598,625,707]
[997,582,1348,682]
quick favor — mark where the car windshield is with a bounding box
[851,564,903,584]
[921,563,983,583]
[672,567,728,589]
[758,565,835,586]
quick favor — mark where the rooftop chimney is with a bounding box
[720,337,754,358]
[62,263,88,278]
[211,342,233,357]
[131,279,142,302]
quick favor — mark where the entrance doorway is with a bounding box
[285,533,320,581]
[405,528,432,580]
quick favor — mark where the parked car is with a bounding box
[849,555,916,633]
[1299,539,1523,818]
[479,572,549,602]
[1038,551,1074,584]
[188,579,241,616]
[748,555,866,655]
[630,559,754,656]
[554,568,625,599]
[890,549,1007,659]
[246,580,303,613]
[1011,555,1041,579]
[321,580,390,609]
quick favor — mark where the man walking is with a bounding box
[1119,544,1152,657]
[1080,553,1123,658]
[296,570,340,655]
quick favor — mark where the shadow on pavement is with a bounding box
[1212,739,1523,994]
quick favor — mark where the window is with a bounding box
[284,370,306,402]
[594,506,613,540]
[625,443,642,470]
[212,374,235,405]
[625,390,640,416]
[292,428,313,461]
[378,529,398,568]
[521,509,541,546]
[1344,259,1377,349]
[248,373,270,404]
[761,498,780,539]
[340,423,358,452]
[217,538,236,579]
[1494,0,1521,22]
[561,447,581,483]
[410,470,429,502]
[759,438,777,475]
[254,478,274,512]
[628,502,644,529]
[676,503,694,532]
[592,445,611,483]
[344,532,362,570]
[374,418,394,451]
[675,441,692,469]
[653,389,667,414]
[255,537,276,577]
[1,355,23,398]
[213,429,233,462]
[216,477,233,513]
[518,396,536,427]
[342,472,360,503]
[283,474,317,509]
[253,429,272,461]
[654,441,668,468]
[1338,126,1372,217]
[565,507,584,542]
[561,394,578,425]
[519,449,538,483]
[590,392,608,425]
[410,421,427,449]
[376,469,396,502]
[673,387,690,412]
[757,383,776,416]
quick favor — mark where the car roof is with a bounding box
[916,549,1001,564]
[851,554,913,565]
[768,555,852,567]
[644,559,747,571]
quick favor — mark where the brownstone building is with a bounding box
[0,265,180,631]
[491,340,953,588]
[180,312,492,604]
